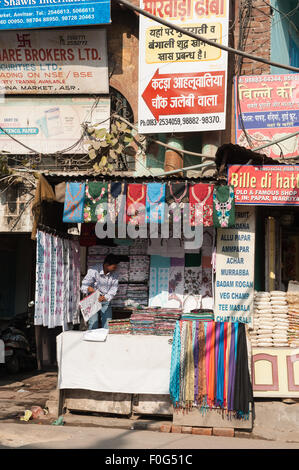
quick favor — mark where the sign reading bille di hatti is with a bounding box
[0,29,108,94]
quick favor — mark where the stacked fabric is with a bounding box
[253,291,274,347]
[181,310,214,321]
[129,255,150,282]
[108,318,132,334]
[270,291,289,347]
[127,284,148,306]
[111,283,128,308]
[129,238,148,255]
[169,321,254,420]
[130,311,156,335]
[153,309,181,336]
[286,291,299,348]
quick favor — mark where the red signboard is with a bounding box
[228,165,299,206]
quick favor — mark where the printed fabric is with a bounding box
[84,182,108,223]
[145,183,166,223]
[213,185,235,228]
[165,182,189,225]
[149,255,171,308]
[189,183,214,227]
[63,182,86,223]
[108,181,127,225]
[126,183,146,225]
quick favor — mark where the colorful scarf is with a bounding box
[145,183,166,223]
[216,322,225,408]
[189,183,214,227]
[63,182,85,223]
[84,182,108,223]
[213,185,235,228]
[169,320,181,406]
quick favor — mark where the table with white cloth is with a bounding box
[56,331,173,416]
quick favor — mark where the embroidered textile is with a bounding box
[63,182,85,223]
[189,183,214,226]
[108,181,127,224]
[213,185,235,228]
[145,183,166,223]
[166,182,189,225]
[126,183,146,225]
[84,182,108,223]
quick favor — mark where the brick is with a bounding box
[213,427,235,437]
[160,424,171,433]
[192,427,213,436]
[171,425,182,434]
[181,426,192,434]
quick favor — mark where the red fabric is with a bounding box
[126,183,146,225]
[79,223,97,246]
[189,183,214,226]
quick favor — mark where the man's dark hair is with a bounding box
[103,254,119,266]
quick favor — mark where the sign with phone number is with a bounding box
[0,0,110,30]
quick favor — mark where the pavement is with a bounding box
[1,367,299,449]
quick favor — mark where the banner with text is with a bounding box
[0,96,110,154]
[138,0,229,133]
[234,74,299,159]
[0,0,110,30]
[228,164,299,206]
[0,29,109,94]
[214,206,255,325]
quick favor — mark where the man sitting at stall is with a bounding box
[81,253,119,330]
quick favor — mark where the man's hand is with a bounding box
[87,287,95,294]
[98,295,106,302]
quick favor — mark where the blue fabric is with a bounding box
[216,322,224,408]
[169,320,181,405]
[145,183,166,223]
[88,301,112,330]
[63,182,85,223]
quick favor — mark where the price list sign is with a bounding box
[138,0,229,134]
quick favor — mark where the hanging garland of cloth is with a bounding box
[169,320,254,420]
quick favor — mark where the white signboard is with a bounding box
[0,29,109,94]
[0,97,110,154]
[214,207,256,325]
[138,0,229,134]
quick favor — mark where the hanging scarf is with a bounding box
[126,183,146,225]
[233,323,254,419]
[213,185,235,228]
[227,322,236,411]
[63,182,85,223]
[185,321,195,409]
[169,320,181,407]
[223,322,228,408]
[197,322,207,405]
[216,322,225,408]
[108,181,127,224]
[205,321,212,401]
[84,182,108,223]
[225,322,231,406]
[189,183,214,227]
[34,230,45,326]
[193,321,199,403]
[145,183,166,223]
[207,321,216,407]
[179,321,188,408]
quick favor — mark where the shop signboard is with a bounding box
[0,0,110,30]
[214,206,255,325]
[138,0,229,134]
[0,96,110,154]
[234,74,299,159]
[228,164,299,206]
[0,29,109,94]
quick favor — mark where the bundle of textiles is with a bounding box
[130,312,156,335]
[169,321,254,420]
[111,284,128,308]
[127,284,148,306]
[129,256,150,282]
[286,291,299,348]
[153,309,181,336]
[270,291,289,347]
[181,310,214,321]
[108,318,132,334]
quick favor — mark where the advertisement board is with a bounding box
[138,0,229,134]
[235,74,299,159]
[0,96,110,154]
[214,206,255,325]
[228,164,299,206]
[0,29,109,94]
[0,0,110,30]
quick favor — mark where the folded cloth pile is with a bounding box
[153,309,181,335]
[181,310,214,321]
[111,284,128,308]
[108,318,132,334]
[270,291,289,347]
[253,291,274,347]
[130,312,156,334]
[127,284,148,306]
[286,291,299,348]
[129,256,150,282]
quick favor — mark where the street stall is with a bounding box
[32,173,255,429]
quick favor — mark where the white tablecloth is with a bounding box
[57,331,172,394]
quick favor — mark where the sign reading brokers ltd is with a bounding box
[0,29,109,94]
[138,0,229,134]
[0,0,110,30]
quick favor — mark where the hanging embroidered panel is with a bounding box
[108,181,127,225]
[63,182,86,223]
[213,185,235,228]
[149,255,171,307]
[189,183,214,227]
[165,182,189,225]
[126,183,146,225]
[84,182,108,223]
[145,183,166,223]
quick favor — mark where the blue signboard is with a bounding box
[0,0,110,30]
[238,110,299,130]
